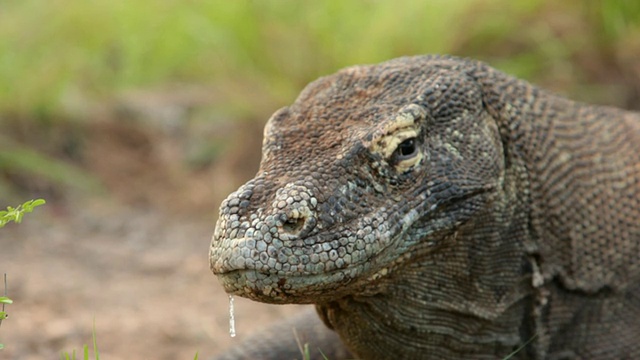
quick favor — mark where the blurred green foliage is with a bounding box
[0,0,638,201]
[1,0,636,121]
[0,0,473,119]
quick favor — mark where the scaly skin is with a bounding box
[210,55,640,359]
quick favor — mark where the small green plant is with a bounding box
[0,274,12,350]
[0,199,46,228]
[294,328,329,360]
[60,320,100,360]
[1,199,44,349]
[59,325,199,360]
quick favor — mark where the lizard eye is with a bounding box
[392,137,418,161]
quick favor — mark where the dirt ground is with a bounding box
[0,201,310,359]
[0,105,309,359]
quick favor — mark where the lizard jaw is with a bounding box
[213,267,362,304]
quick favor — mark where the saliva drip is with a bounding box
[229,294,236,337]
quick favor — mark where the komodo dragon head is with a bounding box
[210,56,506,304]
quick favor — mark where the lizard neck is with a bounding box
[474,65,640,356]
[318,194,535,359]
[477,63,640,290]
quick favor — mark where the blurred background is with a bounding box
[0,0,638,358]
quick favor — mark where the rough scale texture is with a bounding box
[209,55,640,359]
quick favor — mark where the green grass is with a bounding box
[60,321,100,360]
[0,142,101,192]
[59,321,200,360]
[0,0,481,121]
[1,0,638,125]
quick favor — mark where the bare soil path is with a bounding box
[0,200,305,359]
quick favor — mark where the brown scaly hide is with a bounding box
[210,55,640,359]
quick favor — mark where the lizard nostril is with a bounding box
[272,183,317,237]
[279,213,316,238]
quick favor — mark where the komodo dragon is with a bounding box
[209,55,640,359]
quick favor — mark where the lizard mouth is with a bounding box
[210,224,393,303]
[213,266,360,304]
